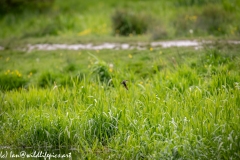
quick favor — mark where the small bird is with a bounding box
[121,80,128,90]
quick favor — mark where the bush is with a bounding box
[173,13,197,36]
[174,4,232,36]
[38,71,57,88]
[64,63,77,72]
[0,70,27,91]
[0,0,54,15]
[89,53,112,84]
[22,23,62,38]
[150,25,169,40]
[112,9,149,36]
[175,0,219,6]
[91,60,112,84]
[196,4,231,35]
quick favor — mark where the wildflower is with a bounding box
[159,51,162,54]
[6,57,10,62]
[128,54,132,58]
[190,15,197,21]
[28,72,33,78]
[109,63,114,68]
[78,29,92,36]
[5,70,10,75]
[230,27,237,35]
[109,63,113,72]
[150,47,153,51]
[185,15,197,22]
[14,70,22,77]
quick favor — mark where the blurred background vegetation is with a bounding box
[0,0,240,46]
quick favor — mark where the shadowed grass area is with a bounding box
[0,45,239,159]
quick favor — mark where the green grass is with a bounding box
[0,45,240,159]
[0,0,240,48]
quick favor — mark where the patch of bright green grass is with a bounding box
[0,46,239,159]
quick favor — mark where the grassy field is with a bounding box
[0,0,240,159]
[0,43,240,159]
[0,0,240,48]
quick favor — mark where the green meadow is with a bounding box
[1,45,240,159]
[0,0,240,159]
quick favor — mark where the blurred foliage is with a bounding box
[91,60,112,84]
[0,71,27,91]
[150,23,169,40]
[0,0,239,42]
[37,71,82,88]
[174,4,233,36]
[0,0,54,15]
[22,23,62,38]
[112,9,149,36]
[175,0,223,6]
[196,4,232,35]
[38,71,58,88]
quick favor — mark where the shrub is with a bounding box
[64,63,77,72]
[174,4,232,36]
[0,0,54,15]
[150,25,169,40]
[0,70,27,91]
[38,71,57,88]
[111,9,149,36]
[196,4,231,35]
[22,24,62,38]
[173,13,197,36]
[92,61,112,83]
[90,54,112,84]
[175,0,219,6]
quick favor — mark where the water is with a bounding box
[0,40,239,51]
[25,40,201,51]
